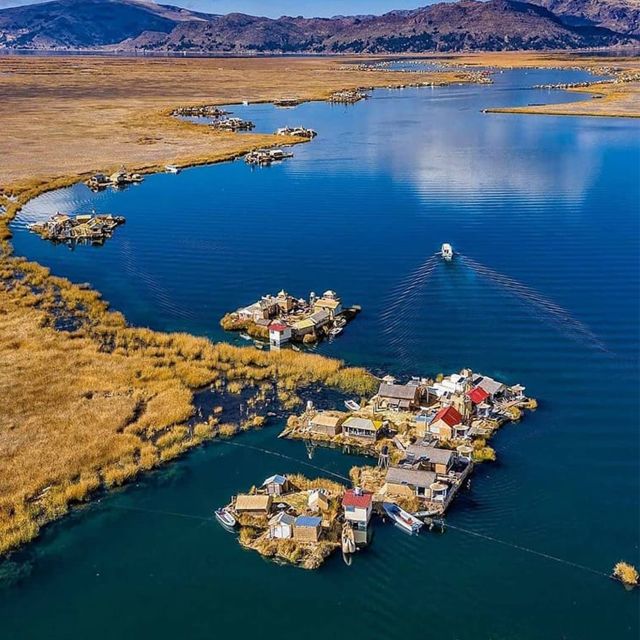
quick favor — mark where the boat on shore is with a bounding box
[441,243,454,261]
[214,508,237,530]
[382,502,423,534]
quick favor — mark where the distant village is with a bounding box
[217,368,536,569]
[220,289,360,346]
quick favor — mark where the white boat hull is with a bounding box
[383,502,423,533]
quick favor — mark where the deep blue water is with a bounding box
[5,67,640,639]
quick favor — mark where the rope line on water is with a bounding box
[110,504,213,522]
[443,522,610,579]
[220,440,351,482]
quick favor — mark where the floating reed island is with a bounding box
[210,117,255,132]
[245,148,294,166]
[276,126,317,139]
[329,89,369,104]
[217,474,347,569]
[282,369,537,516]
[85,167,143,191]
[221,289,360,347]
[273,97,302,108]
[28,212,125,246]
[215,369,537,570]
[170,105,230,118]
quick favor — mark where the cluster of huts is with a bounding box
[329,89,369,104]
[285,369,535,514]
[227,474,375,567]
[210,117,255,131]
[85,167,143,191]
[232,475,341,544]
[28,212,125,245]
[222,289,356,346]
[275,126,317,139]
[171,105,229,118]
[245,148,294,166]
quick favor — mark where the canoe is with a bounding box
[214,508,237,530]
[382,502,423,534]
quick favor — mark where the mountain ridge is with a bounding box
[0,0,636,52]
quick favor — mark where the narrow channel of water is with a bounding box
[4,67,640,639]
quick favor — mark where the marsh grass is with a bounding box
[613,562,639,587]
[0,255,376,556]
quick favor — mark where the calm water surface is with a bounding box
[5,67,640,639]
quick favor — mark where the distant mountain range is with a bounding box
[0,0,637,52]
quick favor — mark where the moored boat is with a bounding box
[214,508,237,529]
[344,399,361,411]
[341,522,357,554]
[165,165,180,174]
[382,502,423,534]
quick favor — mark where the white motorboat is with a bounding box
[329,327,343,337]
[382,502,423,534]
[214,508,237,530]
[344,399,361,411]
[165,165,180,174]
[441,243,454,261]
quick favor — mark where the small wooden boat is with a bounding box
[341,522,357,554]
[214,508,237,529]
[344,399,361,411]
[383,502,423,534]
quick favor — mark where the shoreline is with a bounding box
[0,51,637,559]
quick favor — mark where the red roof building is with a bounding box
[342,489,373,510]
[432,405,463,427]
[467,386,490,405]
[269,323,289,333]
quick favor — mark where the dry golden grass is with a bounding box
[0,258,377,554]
[0,55,471,188]
[613,561,639,587]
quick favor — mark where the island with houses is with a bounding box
[215,367,537,569]
[220,288,360,346]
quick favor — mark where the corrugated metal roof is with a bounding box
[262,474,287,486]
[342,489,373,508]
[405,444,453,465]
[310,310,330,324]
[293,318,315,330]
[269,512,295,526]
[295,516,322,528]
[432,405,462,427]
[343,417,382,432]
[378,383,419,401]
[386,466,436,488]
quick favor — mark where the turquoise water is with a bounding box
[5,68,640,639]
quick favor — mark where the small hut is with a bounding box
[293,516,322,542]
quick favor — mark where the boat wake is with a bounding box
[379,249,610,362]
[458,254,610,355]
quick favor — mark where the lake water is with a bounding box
[5,67,640,639]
